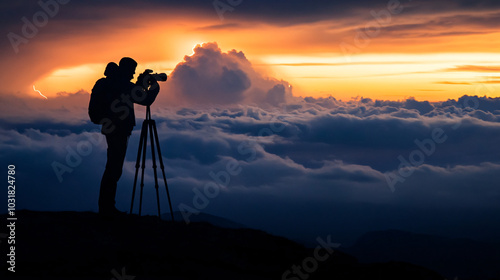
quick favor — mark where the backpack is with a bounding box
[88,78,109,124]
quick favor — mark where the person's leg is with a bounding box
[99,133,129,213]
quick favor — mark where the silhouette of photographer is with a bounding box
[90,57,160,217]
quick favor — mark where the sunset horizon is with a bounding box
[2,0,500,102]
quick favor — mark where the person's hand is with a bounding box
[136,73,147,86]
[136,73,155,87]
[149,78,159,92]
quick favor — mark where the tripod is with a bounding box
[130,105,175,221]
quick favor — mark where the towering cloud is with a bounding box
[163,42,292,106]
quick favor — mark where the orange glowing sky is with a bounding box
[2,1,500,102]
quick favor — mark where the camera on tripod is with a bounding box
[138,69,167,86]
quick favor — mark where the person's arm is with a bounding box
[131,77,159,106]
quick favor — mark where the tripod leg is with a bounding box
[138,120,149,216]
[130,120,148,214]
[149,120,162,219]
[152,120,175,222]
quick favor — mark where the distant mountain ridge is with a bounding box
[346,229,500,280]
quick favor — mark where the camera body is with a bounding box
[138,69,167,86]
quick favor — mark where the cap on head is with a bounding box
[119,57,137,73]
